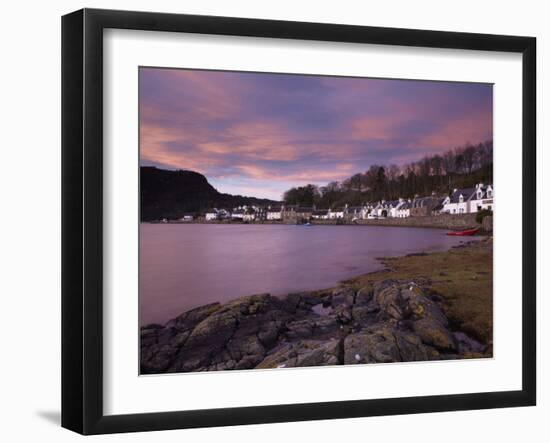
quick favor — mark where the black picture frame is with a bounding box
[62,8,537,435]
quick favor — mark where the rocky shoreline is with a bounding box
[141,258,491,374]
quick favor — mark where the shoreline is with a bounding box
[141,238,493,373]
[142,212,484,231]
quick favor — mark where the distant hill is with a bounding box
[140,166,280,221]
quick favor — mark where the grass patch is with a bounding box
[345,238,493,345]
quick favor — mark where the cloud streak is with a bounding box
[140,68,492,200]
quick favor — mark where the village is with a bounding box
[172,183,493,224]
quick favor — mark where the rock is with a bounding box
[331,305,353,324]
[285,319,315,339]
[285,292,322,310]
[257,320,285,348]
[313,316,339,335]
[453,331,486,354]
[351,305,377,324]
[257,339,341,369]
[355,286,373,306]
[165,302,221,331]
[166,294,289,372]
[141,279,473,373]
[227,335,265,369]
[331,287,355,308]
[141,343,180,373]
[412,318,456,351]
[344,327,399,364]
[344,326,436,364]
[372,280,409,320]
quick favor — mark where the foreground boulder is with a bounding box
[141,279,487,373]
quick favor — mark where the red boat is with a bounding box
[446,227,480,236]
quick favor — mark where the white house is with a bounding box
[312,209,329,220]
[345,204,374,220]
[217,209,230,220]
[328,205,346,219]
[205,209,218,221]
[373,200,398,218]
[231,209,245,220]
[442,183,494,214]
[243,210,256,222]
[395,200,411,218]
[371,202,385,218]
[266,206,283,221]
[180,214,194,221]
[442,188,474,214]
[386,200,402,218]
[469,184,494,212]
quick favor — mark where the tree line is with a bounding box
[283,140,493,208]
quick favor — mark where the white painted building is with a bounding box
[231,209,245,220]
[205,210,218,221]
[217,209,230,219]
[385,200,401,218]
[328,206,346,219]
[371,202,385,218]
[395,201,411,218]
[243,210,256,222]
[469,184,494,212]
[266,206,283,220]
[442,183,494,214]
[346,206,365,220]
[312,209,329,220]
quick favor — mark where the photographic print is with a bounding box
[139,68,494,375]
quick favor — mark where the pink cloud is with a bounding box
[416,109,493,149]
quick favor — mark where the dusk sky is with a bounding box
[140,68,493,200]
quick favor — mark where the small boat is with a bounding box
[446,227,480,236]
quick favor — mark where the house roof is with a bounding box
[313,209,328,215]
[412,196,439,207]
[471,184,493,200]
[448,184,494,204]
[449,188,476,203]
[267,207,282,212]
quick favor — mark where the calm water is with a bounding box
[140,224,478,325]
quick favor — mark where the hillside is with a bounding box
[283,140,493,208]
[140,167,279,221]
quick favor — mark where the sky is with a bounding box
[139,68,493,200]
